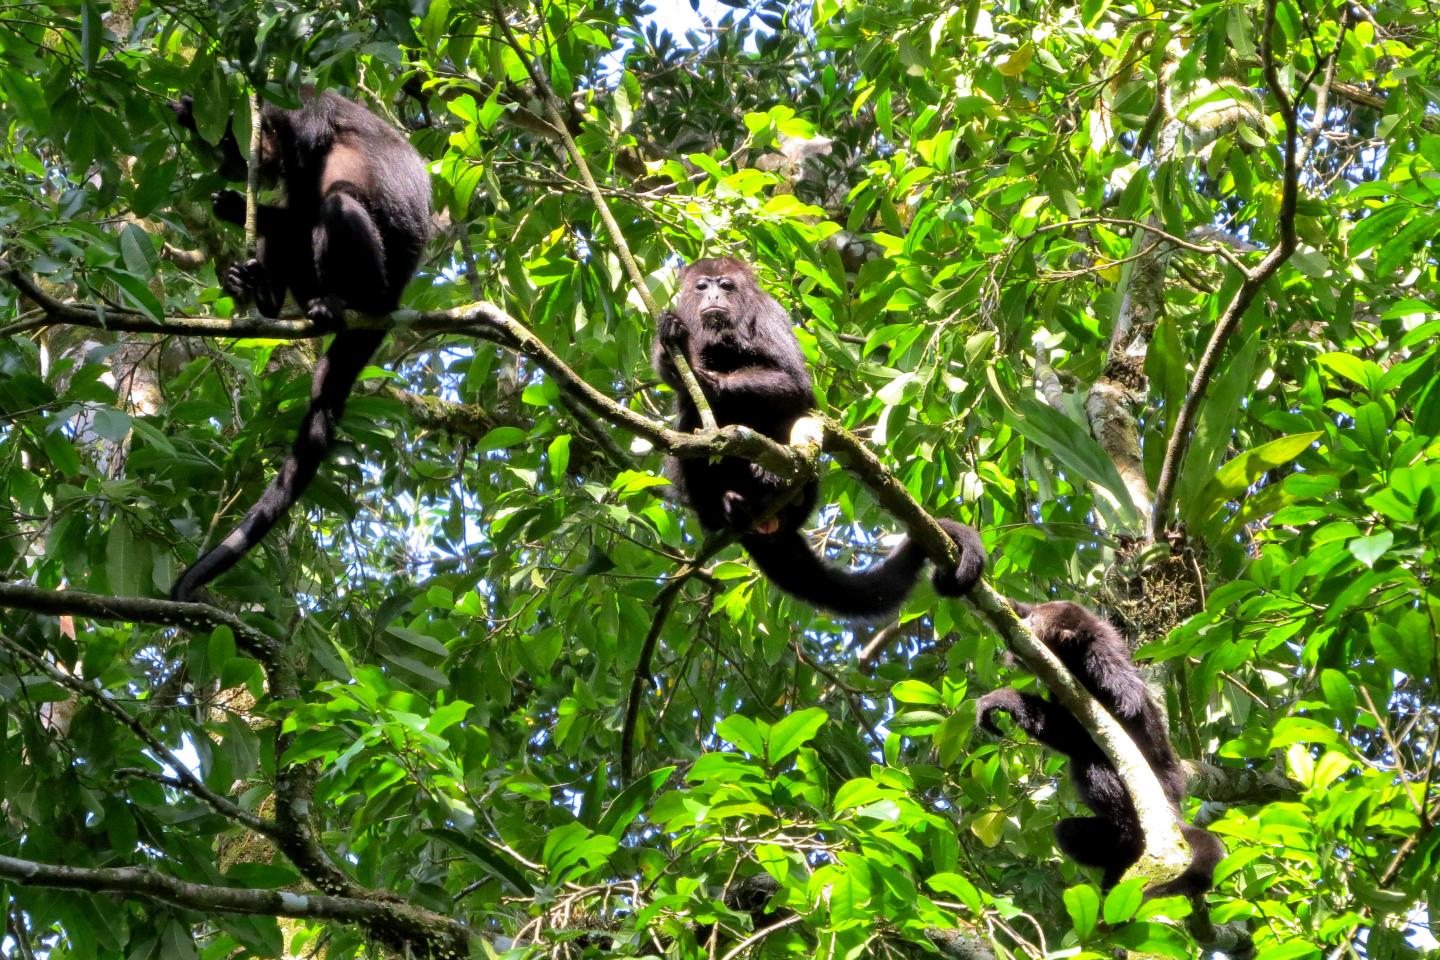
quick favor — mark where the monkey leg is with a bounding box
[1055,815,1143,888]
[311,188,389,322]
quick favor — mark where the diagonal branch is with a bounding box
[0,264,810,484]
[1147,0,1342,542]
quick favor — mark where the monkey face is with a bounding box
[687,273,742,329]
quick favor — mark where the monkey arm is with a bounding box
[211,191,286,231]
[976,688,1096,757]
[651,311,692,390]
[705,365,811,407]
[169,96,248,182]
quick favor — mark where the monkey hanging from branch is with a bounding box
[166,88,431,601]
[653,257,985,617]
[942,592,1225,899]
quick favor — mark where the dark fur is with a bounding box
[974,601,1223,897]
[168,89,430,600]
[654,258,984,616]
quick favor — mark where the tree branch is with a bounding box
[488,2,717,432]
[0,264,808,483]
[1148,0,1333,542]
[0,853,473,955]
[0,635,273,835]
[0,581,280,660]
[815,419,1190,884]
[966,584,1192,883]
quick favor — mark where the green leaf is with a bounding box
[1319,670,1357,727]
[1188,432,1322,527]
[424,827,532,893]
[548,434,571,481]
[597,765,675,838]
[1103,878,1145,924]
[106,517,144,597]
[1347,531,1392,568]
[1174,335,1259,524]
[891,679,941,705]
[476,426,528,452]
[386,626,450,658]
[767,707,827,765]
[1371,622,1433,680]
[927,872,982,913]
[717,714,768,758]
[1000,394,1137,527]
[1063,883,1100,939]
[379,653,450,688]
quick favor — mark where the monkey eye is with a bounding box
[695,280,708,290]
[719,279,735,291]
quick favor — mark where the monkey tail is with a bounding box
[1143,824,1225,899]
[739,530,928,617]
[170,329,385,602]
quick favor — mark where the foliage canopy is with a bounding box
[1,0,1437,958]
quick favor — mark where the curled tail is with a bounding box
[170,329,385,601]
[929,519,986,597]
[1144,824,1225,899]
[740,530,927,618]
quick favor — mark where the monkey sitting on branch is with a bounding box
[653,257,984,617]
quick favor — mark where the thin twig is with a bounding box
[489,2,716,431]
[717,913,804,960]
[243,90,263,255]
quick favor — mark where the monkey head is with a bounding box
[676,257,760,331]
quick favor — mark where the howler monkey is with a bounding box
[954,599,1224,898]
[167,89,430,601]
[653,258,984,616]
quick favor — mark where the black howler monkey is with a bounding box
[653,257,984,616]
[955,599,1224,898]
[167,89,430,601]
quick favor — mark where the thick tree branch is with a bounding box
[0,854,472,955]
[0,265,807,483]
[964,584,1191,883]
[817,419,1190,884]
[0,581,280,660]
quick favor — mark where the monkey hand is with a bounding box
[220,259,263,304]
[975,689,1024,736]
[721,490,757,532]
[210,190,246,226]
[168,94,197,131]
[305,297,347,331]
[657,310,689,352]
